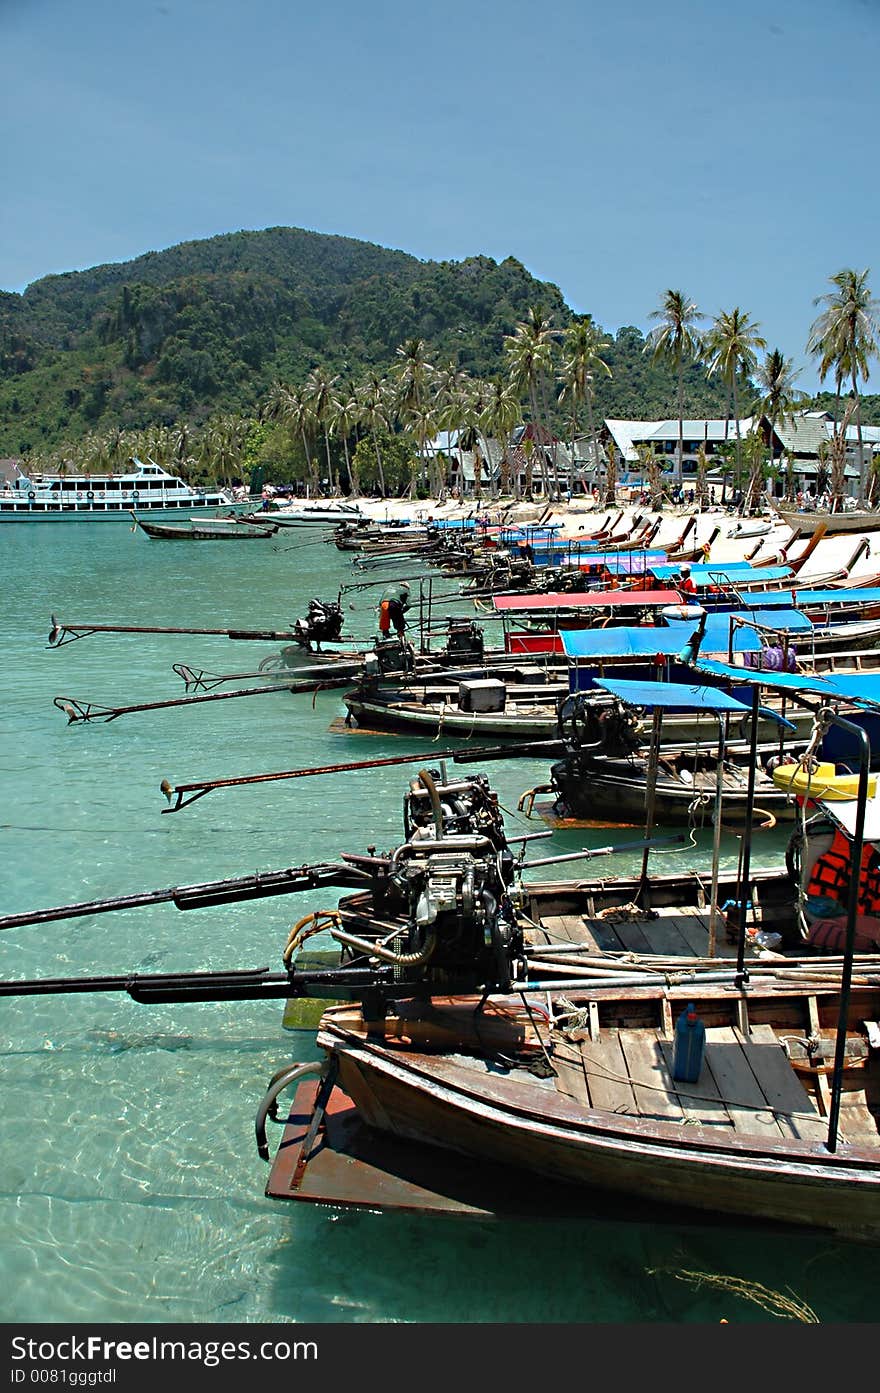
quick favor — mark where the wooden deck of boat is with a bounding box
[536,906,879,1144]
[550,1022,834,1141]
[534,904,739,958]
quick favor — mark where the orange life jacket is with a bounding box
[806,827,880,913]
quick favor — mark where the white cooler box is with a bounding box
[458,679,506,713]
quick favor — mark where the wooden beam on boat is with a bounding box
[48,615,301,648]
[159,746,470,812]
[53,676,341,724]
[0,860,372,931]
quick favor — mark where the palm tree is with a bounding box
[432,359,469,498]
[331,382,360,496]
[828,401,858,512]
[559,320,611,492]
[753,348,805,501]
[694,442,710,510]
[480,377,521,499]
[645,290,704,488]
[808,268,880,502]
[637,443,664,510]
[741,427,769,514]
[264,382,319,492]
[357,375,391,498]
[504,307,559,500]
[393,338,434,493]
[603,441,618,505]
[202,414,245,489]
[304,366,339,494]
[704,307,766,483]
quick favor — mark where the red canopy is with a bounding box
[492,589,683,611]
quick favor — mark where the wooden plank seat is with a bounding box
[552,1022,832,1143]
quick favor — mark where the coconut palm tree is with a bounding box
[331,382,360,496]
[704,307,766,483]
[828,401,858,512]
[603,441,618,505]
[264,381,319,492]
[505,307,559,500]
[694,442,710,510]
[480,377,521,500]
[304,366,339,494]
[357,375,391,498]
[741,427,770,514]
[753,348,805,501]
[645,290,704,489]
[637,443,664,511]
[203,413,247,489]
[559,320,611,490]
[430,359,467,497]
[393,338,434,493]
[807,268,880,502]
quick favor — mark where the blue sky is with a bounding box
[2,0,879,392]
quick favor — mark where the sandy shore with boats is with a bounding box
[349,494,880,578]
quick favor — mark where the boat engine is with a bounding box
[443,619,485,661]
[293,596,345,650]
[390,769,522,991]
[334,771,523,996]
[368,635,415,676]
[557,691,644,757]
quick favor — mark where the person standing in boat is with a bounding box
[378,581,411,637]
[677,564,697,596]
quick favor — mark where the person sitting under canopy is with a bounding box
[802,825,880,953]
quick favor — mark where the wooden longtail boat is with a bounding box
[132,513,278,540]
[2,712,876,1234]
[304,968,880,1239]
[260,757,880,1237]
[773,506,880,536]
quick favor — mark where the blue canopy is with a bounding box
[693,657,880,709]
[788,587,880,607]
[698,608,812,640]
[727,585,880,609]
[648,562,794,583]
[593,677,752,714]
[561,621,763,659]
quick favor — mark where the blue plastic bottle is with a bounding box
[673,1002,706,1082]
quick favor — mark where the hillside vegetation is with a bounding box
[1,225,875,478]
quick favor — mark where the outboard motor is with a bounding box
[383,770,522,992]
[557,692,644,757]
[292,597,345,650]
[369,635,415,676]
[444,619,485,661]
[318,772,529,1010]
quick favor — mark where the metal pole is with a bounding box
[734,684,761,985]
[824,710,870,1153]
[707,714,725,957]
[639,707,664,895]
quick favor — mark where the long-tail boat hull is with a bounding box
[312,970,880,1240]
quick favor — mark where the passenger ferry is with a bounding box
[0,458,244,521]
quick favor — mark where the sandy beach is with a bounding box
[348,495,880,581]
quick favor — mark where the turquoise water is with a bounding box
[0,520,877,1325]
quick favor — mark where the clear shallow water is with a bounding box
[0,520,877,1326]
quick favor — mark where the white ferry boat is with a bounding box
[0,458,245,521]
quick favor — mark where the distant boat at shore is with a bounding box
[0,457,243,522]
[772,505,880,535]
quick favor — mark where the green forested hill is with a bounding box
[0,224,876,463]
